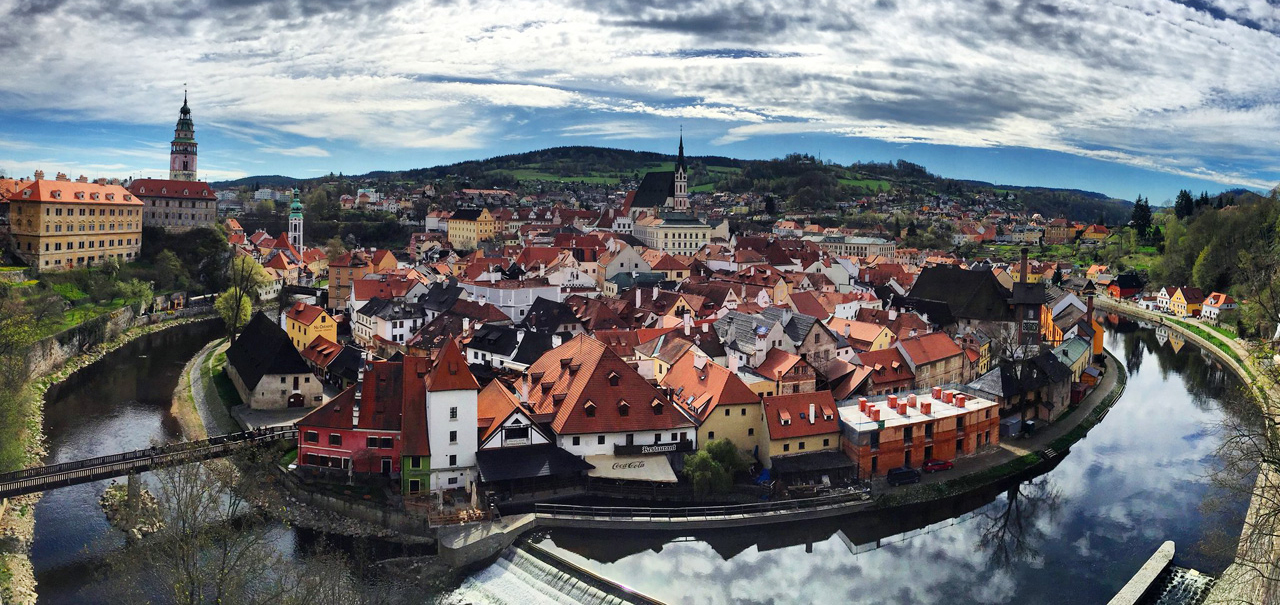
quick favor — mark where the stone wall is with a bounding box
[25,306,215,377]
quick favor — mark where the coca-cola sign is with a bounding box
[612,461,646,470]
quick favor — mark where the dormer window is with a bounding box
[651,399,664,415]
[22,190,30,198]
[607,372,620,387]
[52,190,61,199]
[161,188,167,194]
[618,400,630,417]
[583,401,596,417]
[552,393,566,405]
[183,189,189,196]
[560,358,572,369]
[541,383,553,393]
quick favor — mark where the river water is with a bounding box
[452,320,1252,605]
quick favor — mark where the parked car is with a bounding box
[922,459,954,473]
[886,466,922,486]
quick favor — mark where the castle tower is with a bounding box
[288,188,304,248]
[169,92,198,181]
[673,133,689,211]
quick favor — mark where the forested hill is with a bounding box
[212,146,1136,222]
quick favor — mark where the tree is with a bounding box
[257,199,276,214]
[215,288,252,341]
[228,255,269,304]
[154,249,185,290]
[682,439,745,498]
[1130,195,1152,238]
[1175,189,1196,220]
[100,255,122,279]
[115,279,154,314]
[325,236,348,261]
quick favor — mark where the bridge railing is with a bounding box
[534,488,870,520]
[0,427,296,483]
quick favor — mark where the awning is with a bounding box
[769,451,856,475]
[476,444,595,483]
[585,454,679,483]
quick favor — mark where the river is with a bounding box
[451,320,1252,604]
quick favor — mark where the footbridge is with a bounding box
[0,427,296,499]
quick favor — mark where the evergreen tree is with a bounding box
[1130,195,1152,238]
[1175,190,1195,219]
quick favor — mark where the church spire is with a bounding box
[677,127,686,172]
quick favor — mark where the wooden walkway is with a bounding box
[0,427,296,499]
[534,489,873,529]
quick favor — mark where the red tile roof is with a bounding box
[898,332,964,366]
[16,180,140,205]
[788,291,828,319]
[1205,292,1235,307]
[763,391,839,440]
[425,340,479,392]
[855,347,915,386]
[128,178,214,201]
[477,381,520,442]
[299,335,343,368]
[661,349,759,421]
[754,348,804,380]
[286,301,327,326]
[517,334,694,435]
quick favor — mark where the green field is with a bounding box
[839,178,892,191]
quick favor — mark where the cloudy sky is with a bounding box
[1,0,1277,201]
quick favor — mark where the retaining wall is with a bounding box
[25,306,215,377]
[273,467,435,539]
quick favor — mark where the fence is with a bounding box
[535,488,871,522]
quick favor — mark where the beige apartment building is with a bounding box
[10,173,143,271]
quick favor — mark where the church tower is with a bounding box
[288,188,304,249]
[673,133,689,212]
[169,92,198,181]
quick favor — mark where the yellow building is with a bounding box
[327,248,397,311]
[9,174,143,271]
[1170,287,1205,318]
[285,301,337,351]
[759,391,842,469]
[826,318,895,351]
[662,351,764,459]
[447,207,496,250]
[633,213,713,254]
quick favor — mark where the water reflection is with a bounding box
[516,324,1249,605]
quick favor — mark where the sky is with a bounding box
[1,0,1278,203]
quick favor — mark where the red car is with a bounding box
[922,459,954,473]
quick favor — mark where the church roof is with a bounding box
[631,171,675,209]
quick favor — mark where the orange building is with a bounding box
[327,248,397,311]
[838,387,1001,479]
[9,174,143,271]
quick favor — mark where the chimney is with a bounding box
[636,288,642,307]
[33,170,44,181]
[898,402,908,415]
[932,386,942,399]
[922,401,932,414]
[1019,247,1029,285]
[859,398,868,413]
[942,390,954,403]
[955,394,967,407]
[55,172,69,182]
[907,394,917,407]
[871,408,880,422]
[76,175,88,183]
[887,394,898,407]
[728,353,739,373]
[809,403,816,424]
[843,323,851,337]
[888,309,898,321]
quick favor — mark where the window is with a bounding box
[654,434,661,444]
[409,456,421,469]
[823,438,830,447]
[597,435,605,445]
[748,428,754,436]
[449,407,458,419]
[799,441,806,450]
[572,436,580,446]
[742,408,747,416]
[380,437,393,449]
[367,436,378,448]
[783,443,790,452]
[304,431,319,443]
[724,408,730,417]
[447,477,458,485]
[448,430,457,444]
[448,454,457,466]
[328,433,342,446]
[870,431,880,450]
[708,431,715,440]
[281,377,286,384]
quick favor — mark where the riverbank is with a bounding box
[0,312,216,604]
[1097,298,1280,604]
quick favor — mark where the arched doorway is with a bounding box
[287,393,305,408]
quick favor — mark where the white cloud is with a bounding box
[258,145,331,158]
[0,0,1276,187]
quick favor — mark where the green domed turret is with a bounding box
[289,188,304,218]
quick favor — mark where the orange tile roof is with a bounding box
[286,301,327,326]
[517,334,694,435]
[754,348,804,380]
[477,381,520,441]
[661,349,759,421]
[15,180,140,205]
[898,332,964,365]
[827,318,890,348]
[425,340,479,392]
[299,335,343,367]
[763,391,839,440]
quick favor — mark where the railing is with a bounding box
[535,488,871,521]
[0,427,296,498]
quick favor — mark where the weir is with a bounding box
[448,541,665,605]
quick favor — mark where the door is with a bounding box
[904,450,912,468]
[924,445,933,461]
[381,457,392,476]
[287,393,305,408]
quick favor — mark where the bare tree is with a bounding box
[978,476,1062,570]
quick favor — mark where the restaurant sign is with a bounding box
[614,440,694,455]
